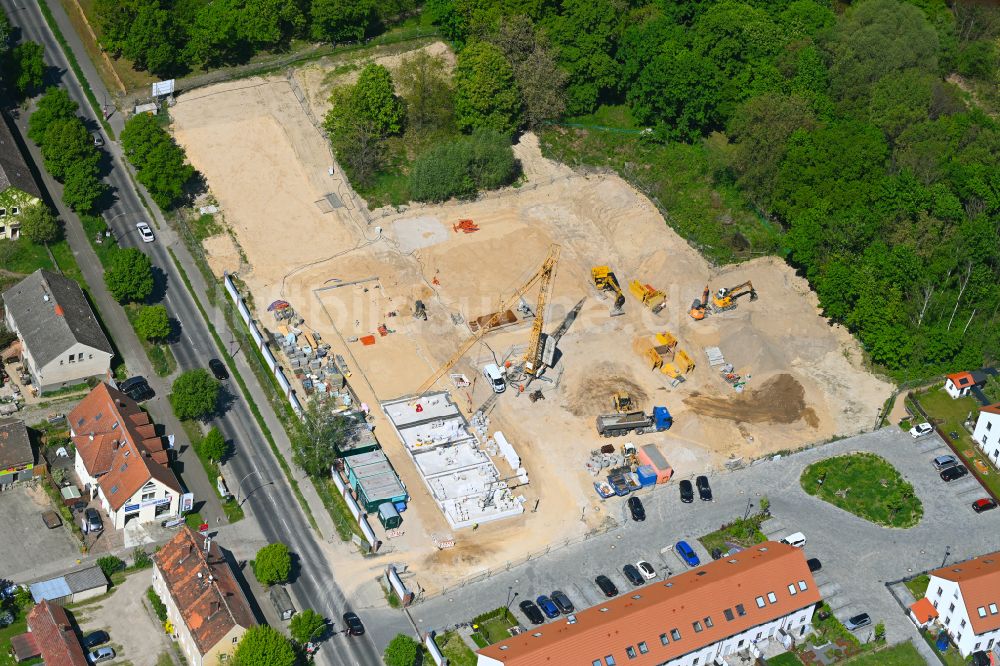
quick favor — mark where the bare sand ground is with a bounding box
[170,68,894,594]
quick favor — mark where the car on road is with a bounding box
[780,532,807,548]
[627,496,645,521]
[519,599,545,624]
[208,358,229,381]
[637,560,656,580]
[536,595,560,619]
[675,540,700,567]
[595,575,619,597]
[342,611,365,636]
[136,222,155,243]
[910,422,934,438]
[88,647,115,663]
[973,498,997,513]
[119,376,154,402]
[83,508,103,533]
[82,631,109,650]
[844,613,872,631]
[92,133,104,147]
[941,464,969,482]
[551,590,574,614]
[679,479,694,503]
[623,564,644,586]
[696,475,713,501]
[932,455,958,470]
[807,558,822,573]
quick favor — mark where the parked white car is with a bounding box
[910,422,933,438]
[136,222,155,243]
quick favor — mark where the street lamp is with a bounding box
[743,499,754,521]
[236,470,269,505]
[505,589,519,616]
[942,545,952,568]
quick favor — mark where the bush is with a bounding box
[131,548,152,570]
[199,427,228,463]
[97,555,125,579]
[252,542,291,586]
[147,586,167,622]
[383,634,421,666]
[410,129,517,202]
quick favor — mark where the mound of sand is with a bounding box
[682,373,818,426]
[564,363,650,417]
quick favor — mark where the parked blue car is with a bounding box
[536,595,560,619]
[675,540,700,567]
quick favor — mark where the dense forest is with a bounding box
[92,0,420,77]
[416,0,1000,379]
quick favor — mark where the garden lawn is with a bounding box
[919,630,968,666]
[767,653,804,666]
[473,610,517,645]
[905,574,930,600]
[843,641,927,665]
[698,515,768,554]
[435,631,477,666]
[801,452,923,528]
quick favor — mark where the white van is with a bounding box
[483,363,506,393]
[780,532,807,548]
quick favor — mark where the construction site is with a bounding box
[167,41,894,592]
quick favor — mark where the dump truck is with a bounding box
[596,406,672,437]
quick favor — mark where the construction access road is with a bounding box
[1,1,404,661]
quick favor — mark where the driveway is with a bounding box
[409,427,1000,655]
[0,484,81,579]
[71,568,173,666]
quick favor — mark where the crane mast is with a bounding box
[524,246,560,376]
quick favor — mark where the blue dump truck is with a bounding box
[595,406,672,438]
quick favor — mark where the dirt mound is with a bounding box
[683,373,816,426]
[566,364,649,417]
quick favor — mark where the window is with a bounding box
[626,646,636,659]
[593,661,602,666]
[767,592,777,603]
[949,603,956,612]
[961,619,967,629]
[10,207,18,215]
[933,601,939,609]
[724,608,734,621]
[736,604,746,616]
[0,209,6,217]
[979,607,987,618]
[693,659,699,666]
[142,490,156,501]
[704,616,713,628]
[756,596,766,608]
[233,638,238,645]
[60,360,63,365]
[670,629,681,641]
[989,421,994,431]
[755,632,762,640]
[68,354,75,364]
[659,634,669,646]
[110,484,119,495]
[945,617,951,626]
[693,621,703,633]
[975,642,981,651]
[991,604,998,615]
[789,584,797,595]
[77,353,83,362]
[937,587,943,597]
[605,656,616,666]
[798,581,808,591]
[637,642,648,654]
[957,632,962,642]
[738,640,745,648]
[0,226,4,233]
[88,354,93,359]
[989,638,995,649]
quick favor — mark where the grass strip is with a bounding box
[166,248,319,532]
[38,0,114,138]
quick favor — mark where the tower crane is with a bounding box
[524,245,560,376]
[410,245,561,398]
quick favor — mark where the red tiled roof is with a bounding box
[982,404,1000,416]
[478,542,820,666]
[25,600,88,666]
[931,551,1000,635]
[947,372,975,388]
[69,383,180,510]
[911,597,938,624]
[153,528,256,656]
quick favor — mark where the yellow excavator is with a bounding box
[611,391,633,413]
[712,281,757,312]
[592,266,626,317]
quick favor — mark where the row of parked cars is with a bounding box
[931,455,997,512]
[624,475,714,523]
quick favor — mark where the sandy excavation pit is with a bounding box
[169,60,894,589]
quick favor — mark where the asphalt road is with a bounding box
[1,3,386,662]
[410,427,1000,662]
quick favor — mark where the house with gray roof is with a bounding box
[0,418,35,486]
[2,270,113,393]
[0,113,42,241]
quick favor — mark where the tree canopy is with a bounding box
[18,205,61,245]
[198,427,228,464]
[233,626,295,666]
[105,248,154,303]
[383,634,421,666]
[252,542,291,586]
[121,113,196,210]
[289,608,326,644]
[134,304,171,340]
[291,399,351,478]
[169,369,221,421]
[454,41,522,134]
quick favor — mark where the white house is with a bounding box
[69,383,182,529]
[973,405,1000,465]
[2,270,113,393]
[477,542,821,666]
[924,551,1000,657]
[946,372,978,399]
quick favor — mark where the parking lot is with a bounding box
[0,484,82,580]
[410,427,1000,654]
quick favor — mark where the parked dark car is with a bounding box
[551,590,574,614]
[536,595,560,619]
[696,475,713,501]
[623,564,644,586]
[595,575,619,597]
[973,498,997,513]
[844,613,872,631]
[679,479,694,503]
[711,547,724,560]
[519,599,545,624]
[208,358,229,381]
[83,631,109,650]
[342,611,365,636]
[941,464,969,482]
[807,558,822,573]
[119,376,154,402]
[627,496,645,521]
[83,508,103,533]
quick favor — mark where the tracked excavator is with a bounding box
[712,281,757,312]
[592,266,626,317]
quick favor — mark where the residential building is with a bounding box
[924,550,1000,657]
[2,270,113,392]
[70,382,182,529]
[946,372,977,399]
[973,405,1000,465]
[9,599,88,665]
[0,418,35,486]
[0,113,42,241]
[152,527,256,666]
[477,542,821,666]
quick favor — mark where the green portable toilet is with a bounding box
[377,502,402,530]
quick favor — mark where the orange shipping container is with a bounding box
[638,444,673,483]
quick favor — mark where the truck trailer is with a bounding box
[596,406,672,437]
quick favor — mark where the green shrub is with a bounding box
[410,129,517,202]
[97,555,125,579]
[147,586,167,622]
[131,548,152,570]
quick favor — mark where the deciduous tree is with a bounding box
[292,399,350,478]
[199,427,228,463]
[310,0,376,43]
[28,88,78,144]
[105,247,154,302]
[18,204,61,245]
[454,41,521,134]
[289,609,326,644]
[134,304,171,340]
[169,369,221,421]
[252,542,291,586]
[383,634,420,666]
[61,163,107,214]
[6,42,45,95]
[396,51,453,133]
[233,626,295,666]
